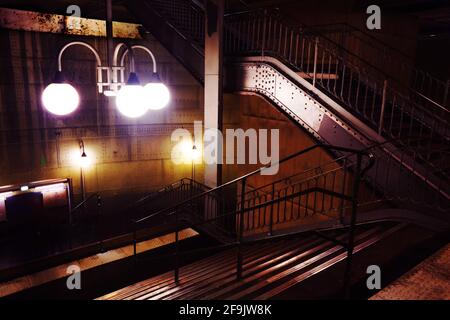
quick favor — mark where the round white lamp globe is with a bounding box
[144,82,171,110]
[42,83,80,116]
[115,84,148,118]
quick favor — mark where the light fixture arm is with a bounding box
[79,139,86,154]
[58,41,102,71]
[125,44,136,73]
[119,45,158,73]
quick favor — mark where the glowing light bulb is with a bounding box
[42,83,79,116]
[191,145,200,161]
[116,72,148,118]
[144,83,171,110]
[80,152,91,168]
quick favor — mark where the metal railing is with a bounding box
[144,1,448,110]
[132,144,374,289]
[304,22,449,108]
[70,193,102,225]
[139,1,449,184]
[124,178,209,221]
[223,9,450,182]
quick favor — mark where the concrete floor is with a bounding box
[370,244,450,300]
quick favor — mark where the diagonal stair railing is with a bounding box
[132,144,375,286]
[126,1,450,208]
[223,9,450,155]
[138,1,448,113]
[304,21,449,109]
[130,1,450,190]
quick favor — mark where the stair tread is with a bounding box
[109,239,289,300]
[109,241,276,300]
[98,224,393,300]
[135,238,312,300]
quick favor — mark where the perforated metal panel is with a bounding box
[229,62,368,151]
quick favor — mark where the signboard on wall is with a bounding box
[0,179,71,223]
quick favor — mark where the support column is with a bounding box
[203,0,224,187]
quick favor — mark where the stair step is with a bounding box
[107,240,275,300]
[195,237,333,300]
[253,223,405,299]
[98,224,399,300]
[224,226,381,300]
[118,239,287,300]
[141,238,310,300]
[177,236,328,300]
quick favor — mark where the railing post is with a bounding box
[312,36,319,87]
[96,194,102,245]
[237,177,246,279]
[378,79,388,135]
[343,153,362,299]
[133,224,137,274]
[269,183,275,236]
[175,206,180,284]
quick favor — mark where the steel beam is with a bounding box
[0,7,142,39]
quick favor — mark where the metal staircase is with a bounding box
[99,143,446,300]
[92,1,450,300]
[99,222,405,300]
[126,0,450,217]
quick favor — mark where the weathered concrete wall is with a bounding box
[223,93,336,184]
[0,28,208,211]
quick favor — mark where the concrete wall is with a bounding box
[223,93,337,184]
[223,93,378,235]
[0,29,209,213]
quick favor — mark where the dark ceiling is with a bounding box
[0,0,448,37]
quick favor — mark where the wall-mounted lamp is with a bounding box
[41,70,80,116]
[41,41,170,118]
[79,140,90,169]
[78,139,89,202]
[191,144,198,181]
[41,0,170,118]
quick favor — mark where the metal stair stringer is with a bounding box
[127,0,204,84]
[226,56,450,216]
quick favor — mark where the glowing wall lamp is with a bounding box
[41,72,80,116]
[42,42,102,116]
[78,139,89,202]
[115,71,148,118]
[41,42,170,118]
[191,144,199,181]
[115,44,171,115]
[78,139,91,169]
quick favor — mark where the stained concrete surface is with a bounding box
[370,244,450,300]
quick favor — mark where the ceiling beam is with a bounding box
[0,7,142,39]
